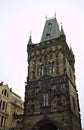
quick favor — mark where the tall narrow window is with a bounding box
[43,94,49,107]
[5,103,7,112]
[39,64,44,76]
[49,62,54,73]
[41,65,44,75]
[2,102,5,110]
[4,117,6,126]
[4,90,7,96]
[1,116,4,126]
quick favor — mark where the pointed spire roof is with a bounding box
[28,35,32,45]
[70,43,74,55]
[41,17,60,42]
[60,24,65,36]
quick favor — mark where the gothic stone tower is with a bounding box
[24,17,81,130]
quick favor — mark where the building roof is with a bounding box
[41,17,60,42]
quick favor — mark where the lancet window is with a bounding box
[43,94,49,107]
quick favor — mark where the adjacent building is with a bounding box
[24,16,82,130]
[0,82,23,130]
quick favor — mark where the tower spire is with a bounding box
[45,15,47,21]
[60,22,65,36]
[70,43,74,54]
[28,33,32,45]
[54,12,56,18]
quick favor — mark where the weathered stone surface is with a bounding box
[24,17,82,130]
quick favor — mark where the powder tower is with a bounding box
[24,16,82,130]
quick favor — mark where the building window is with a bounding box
[2,89,8,97]
[2,90,4,94]
[1,116,4,126]
[16,120,20,128]
[4,117,6,126]
[2,102,5,110]
[39,64,44,76]
[43,94,49,107]
[5,103,7,112]
[4,89,7,96]
[49,62,54,73]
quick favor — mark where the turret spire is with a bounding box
[28,34,32,45]
[70,43,74,55]
[60,23,65,36]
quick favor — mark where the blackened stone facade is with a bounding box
[23,16,82,130]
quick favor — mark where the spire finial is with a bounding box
[45,15,47,21]
[28,32,32,45]
[60,22,63,28]
[69,43,73,54]
[55,12,56,18]
[30,31,32,36]
[60,21,63,30]
[60,22,65,36]
[69,43,71,48]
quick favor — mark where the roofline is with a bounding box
[11,91,21,99]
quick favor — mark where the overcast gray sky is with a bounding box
[0,0,84,128]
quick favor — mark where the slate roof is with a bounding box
[28,17,65,44]
[41,17,60,42]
